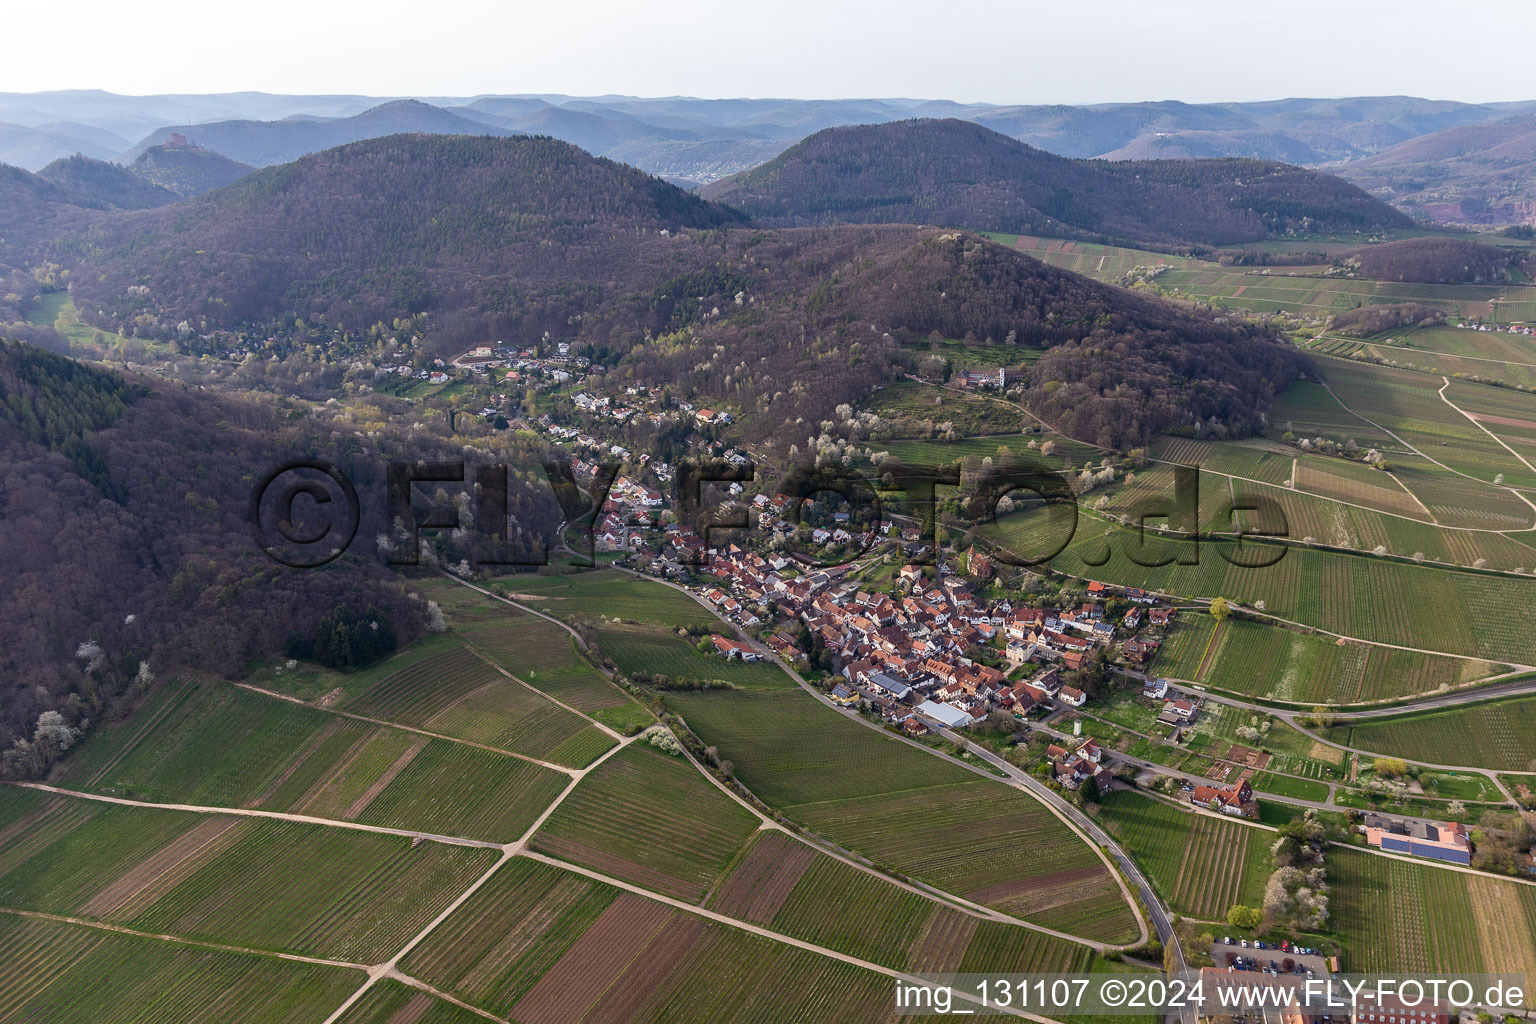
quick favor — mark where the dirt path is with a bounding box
[317,733,637,1023]
[7,782,506,849]
[234,682,579,776]
[0,906,371,970]
[467,573,1110,947]
[517,850,1048,1022]
[1439,376,1536,480]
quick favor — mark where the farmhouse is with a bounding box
[1190,776,1254,816]
[710,636,761,661]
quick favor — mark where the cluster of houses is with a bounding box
[592,473,668,552]
[1044,738,1115,792]
[686,544,1184,757]
[1456,320,1536,338]
[453,342,591,388]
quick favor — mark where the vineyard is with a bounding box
[531,743,759,902]
[1325,695,1536,771]
[665,688,1138,942]
[350,740,570,842]
[51,679,574,837]
[982,507,1536,664]
[334,980,487,1024]
[0,792,497,962]
[0,913,361,1023]
[1329,848,1536,978]
[402,856,898,1024]
[1094,792,1270,921]
[343,641,614,767]
[430,580,654,730]
[754,844,936,969]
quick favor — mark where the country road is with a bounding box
[601,565,1168,956]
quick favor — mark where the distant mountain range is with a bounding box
[2,90,1535,224]
[700,119,1411,247]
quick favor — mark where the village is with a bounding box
[457,341,1514,873]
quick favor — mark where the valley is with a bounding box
[2,72,1536,1024]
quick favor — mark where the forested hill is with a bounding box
[36,154,178,210]
[1338,236,1533,284]
[617,229,1308,450]
[71,133,748,339]
[700,118,1413,247]
[0,338,561,779]
[57,130,1303,450]
[130,143,256,197]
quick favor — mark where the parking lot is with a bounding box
[1210,939,1332,978]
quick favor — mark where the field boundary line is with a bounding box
[0,906,371,970]
[232,682,580,777]
[317,731,634,1024]
[6,782,507,849]
[455,633,623,740]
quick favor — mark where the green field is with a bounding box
[666,687,1139,942]
[1324,695,1536,772]
[422,578,653,730]
[531,742,759,902]
[0,788,496,962]
[335,980,488,1024]
[489,569,718,629]
[597,624,794,689]
[1094,792,1272,921]
[0,913,362,1023]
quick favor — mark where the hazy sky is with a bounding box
[5,0,1532,104]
